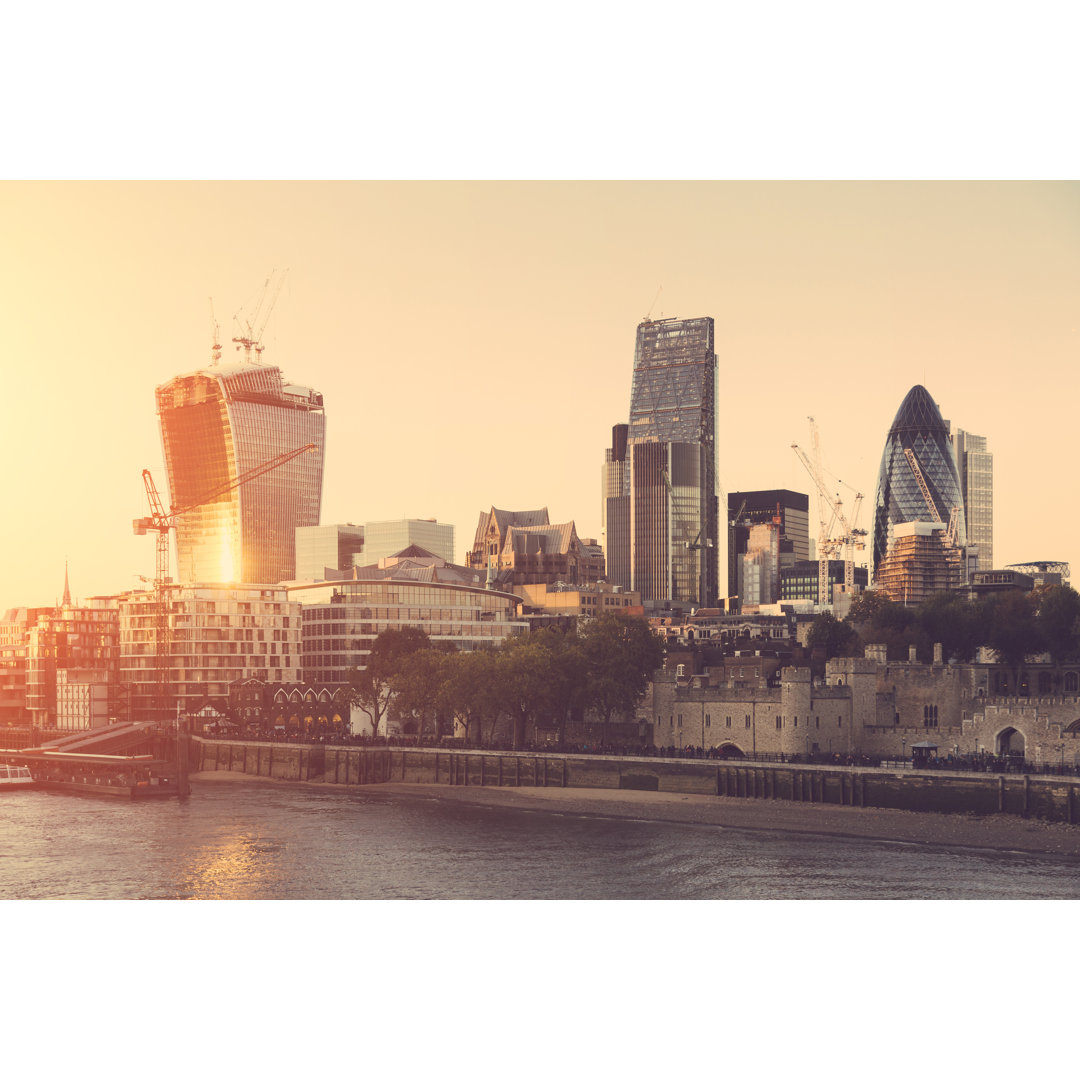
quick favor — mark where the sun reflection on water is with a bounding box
[179,833,281,899]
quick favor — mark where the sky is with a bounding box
[1,180,1078,608]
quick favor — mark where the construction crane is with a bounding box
[792,417,866,605]
[208,297,222,364]
[903,446,963,552]
[232,268,288,362]
[133,442,316,725]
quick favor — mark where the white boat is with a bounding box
[0,763,36,790]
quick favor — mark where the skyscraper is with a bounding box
[873,385,966,576]
[608,317,718,606]
[727,490,811,601]
[156,361,326,584]
[954,429,993,570]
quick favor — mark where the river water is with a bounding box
[4,779,1080,900]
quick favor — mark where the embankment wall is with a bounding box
[192,739,1080,825]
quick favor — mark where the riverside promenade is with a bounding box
[192,737,1080,826]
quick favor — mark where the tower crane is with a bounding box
[209,297,222,364]
[133,442,316,724]
[792,417,866,605]
[903,447,962,550]
[232,268,288,362]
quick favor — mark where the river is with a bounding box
[4,778,1080,899]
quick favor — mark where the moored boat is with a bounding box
[0,763,37,790]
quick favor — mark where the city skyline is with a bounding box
[1,181,1078,608]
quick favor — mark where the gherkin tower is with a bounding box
[872,385,966,573]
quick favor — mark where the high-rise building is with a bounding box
[727,490,810,601]
[156,361,326,585]
[872,385,966,576]
[954,429,993,570]
[364,519,455,565]
[607,317,718,606]
[601,424,629,589]
[294,524,365,581]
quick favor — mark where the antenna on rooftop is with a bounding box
[644,285,663,322]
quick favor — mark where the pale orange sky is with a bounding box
[1,180,1078,608]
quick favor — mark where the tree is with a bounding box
[346,627,431,737]
[581,613,665,750]
[914,592,981,663]
[806,612,861,663]
[392,646,454,741]
[1034,585,1080,667]
[441,648,503,746]
[981,591,1042,692]
[497,630,567,748]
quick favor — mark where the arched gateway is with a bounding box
[995,726,1025,758]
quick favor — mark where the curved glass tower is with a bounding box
[872,384,966,573]
[157,361,326,584]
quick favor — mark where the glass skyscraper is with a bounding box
[157,361,326,584]
[609,316,718,606]
[955,429,993,570]
[873,384,966,574]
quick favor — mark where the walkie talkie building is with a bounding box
[156,361,326,585]
[872,384,966,575]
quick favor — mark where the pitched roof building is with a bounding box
[467,507,604,589]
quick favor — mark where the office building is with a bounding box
[954,429,993,570]
[872,385,966,576]
[727,490,810,601]
[295,524,365,581]
[288,550,528,686]
[364,519,455,566]
[606,317,718,606]
[602,424,630,588]
[156,360,326,585]
[780,560,869,602]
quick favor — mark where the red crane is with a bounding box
[133,442,316,724]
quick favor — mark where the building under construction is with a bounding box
[873,521,966,604]
[604,317,718,608]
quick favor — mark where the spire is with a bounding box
[61,560,72,607]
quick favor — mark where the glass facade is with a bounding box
[873,385,966,573]
[363,520,456,565]
[294,524,365,581]
[621,317,718,606]
[157,362,326,585]
[955,429,993,570]
[288,579,528,686]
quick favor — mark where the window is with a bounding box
[745,715,750,728]
[705,715,711,728]
[726,716,731,728]
[677,715,683,728]
[776,716,782,730]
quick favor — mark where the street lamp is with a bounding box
[902,737,906,765]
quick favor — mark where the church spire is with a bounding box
[61,560,72,607]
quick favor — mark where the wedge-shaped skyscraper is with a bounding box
[873,384,966,574]
[606,317,718,606]
[157,361,326,584]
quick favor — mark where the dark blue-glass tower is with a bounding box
[873,385,966,573]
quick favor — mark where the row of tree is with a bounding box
[807,584,1080,677]
[346,613,665,748]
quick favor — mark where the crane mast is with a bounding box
[792,417,866,605]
